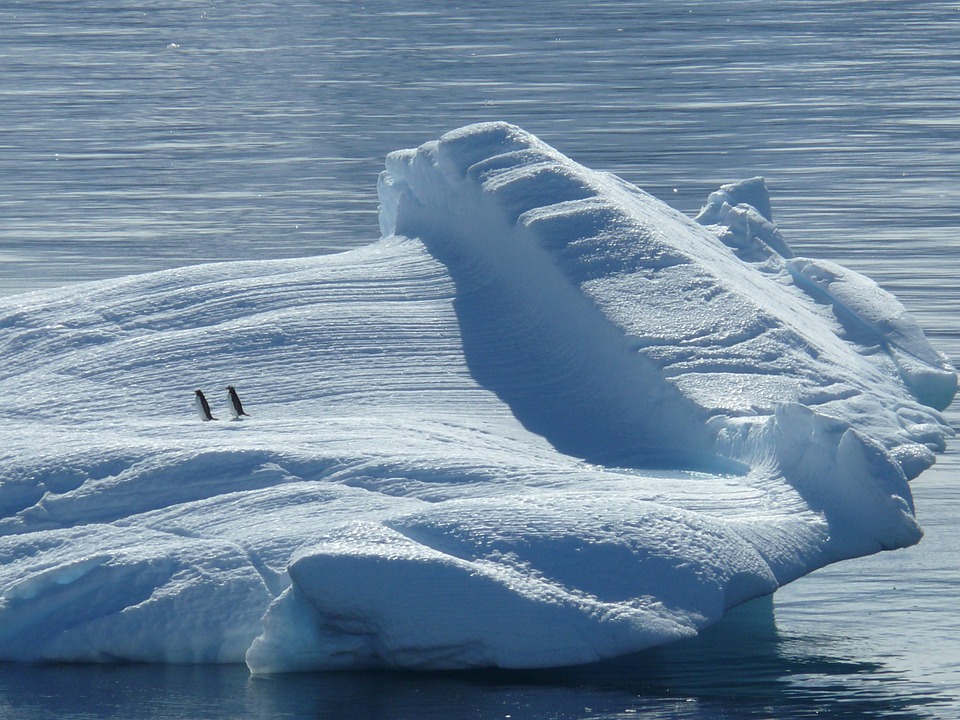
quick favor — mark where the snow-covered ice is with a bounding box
[0,122,954,672]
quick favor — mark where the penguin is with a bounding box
[226,385,249,419]
[194,389,217,421]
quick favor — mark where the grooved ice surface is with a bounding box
[0,123,953,672]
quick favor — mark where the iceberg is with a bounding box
[0,122,954,672]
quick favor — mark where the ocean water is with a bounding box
[1,1,958,718]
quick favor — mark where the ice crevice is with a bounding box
[0,122,955,672]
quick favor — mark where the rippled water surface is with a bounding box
[1,1,959,718]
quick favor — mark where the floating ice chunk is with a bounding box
[0,122,953,672]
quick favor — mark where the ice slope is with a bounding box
[0,123,954,672]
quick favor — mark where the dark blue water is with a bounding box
[1,1,958,717]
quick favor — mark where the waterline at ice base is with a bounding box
[0,122,954,673]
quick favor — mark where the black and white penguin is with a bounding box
[226,385,249,419]
[194,389,217,421]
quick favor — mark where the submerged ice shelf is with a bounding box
[0,123,954,672]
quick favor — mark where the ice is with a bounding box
[695,177,794,260]
[0,123,954,672]
[784,257,957,410]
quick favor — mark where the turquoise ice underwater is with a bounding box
[3,3,957,714]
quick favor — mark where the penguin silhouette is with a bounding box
[194,389,217,421]
[226,385,249,419]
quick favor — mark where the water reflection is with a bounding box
[0,596,941,720]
